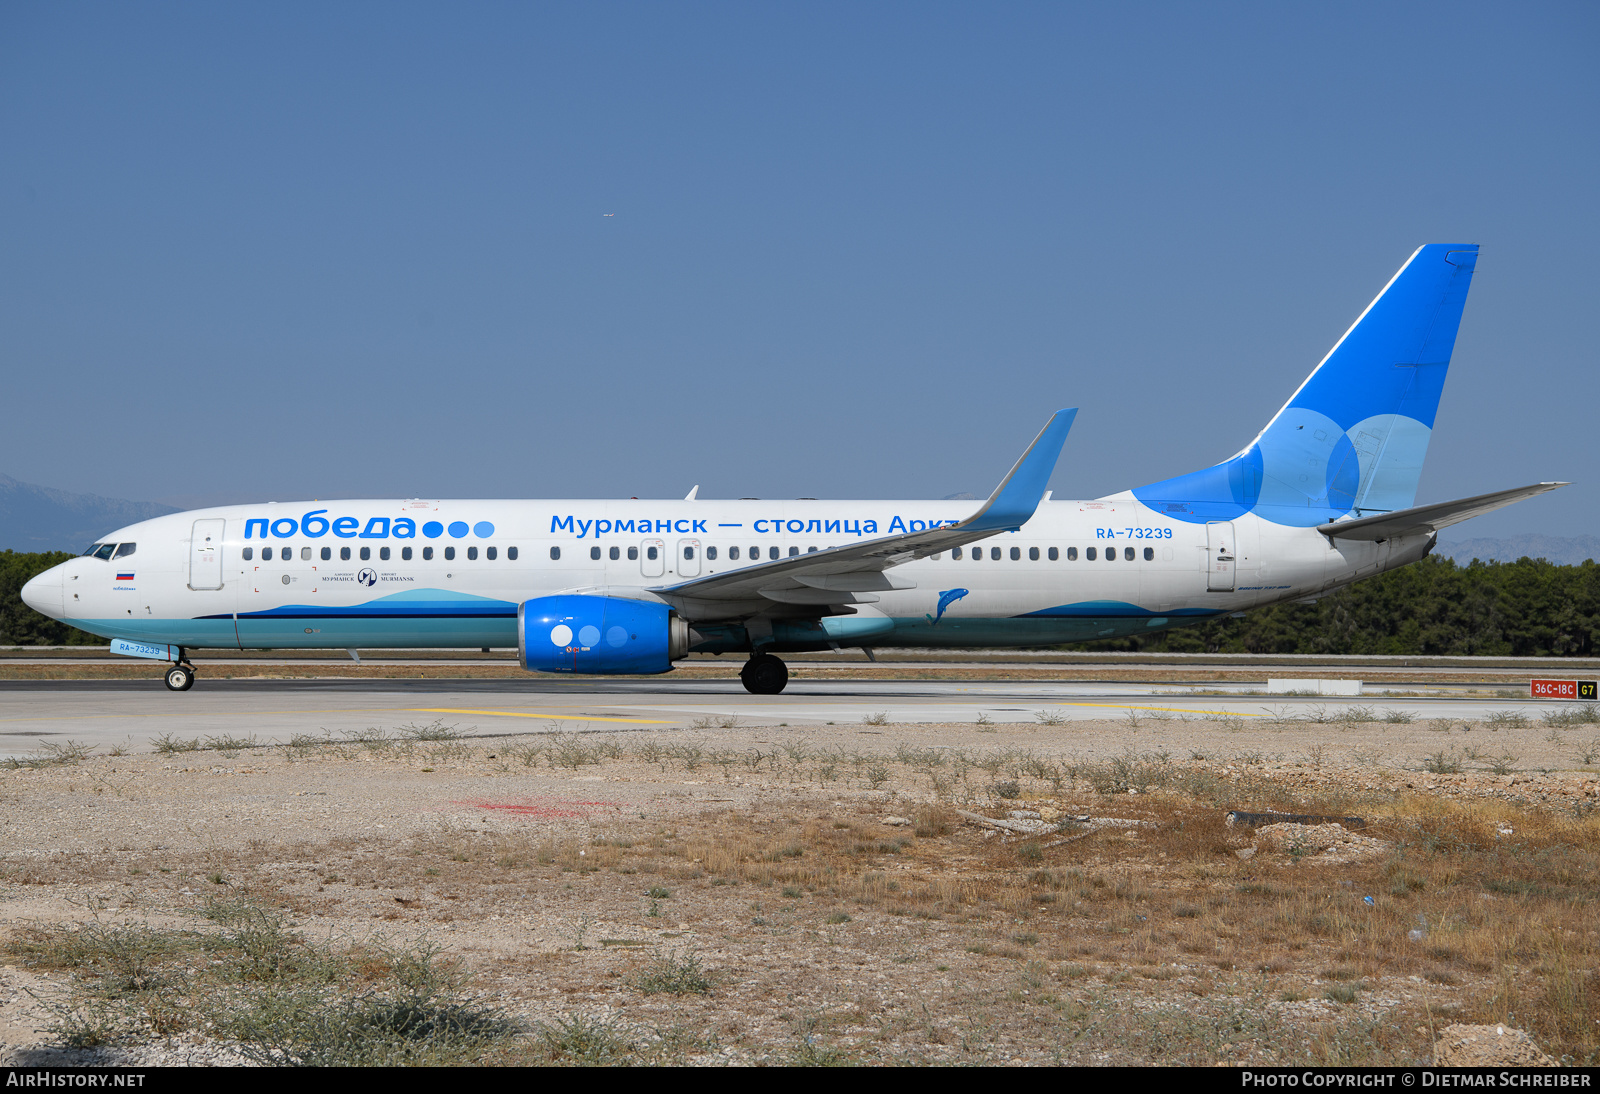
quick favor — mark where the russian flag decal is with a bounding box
[116,573,135,581]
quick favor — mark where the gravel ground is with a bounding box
[1,713,1594,1066]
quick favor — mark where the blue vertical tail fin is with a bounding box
[1132,244,1479,527]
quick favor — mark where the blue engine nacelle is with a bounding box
[518,595,688,675]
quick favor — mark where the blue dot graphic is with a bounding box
[447,521,469,538]
[422,521,443,538]
[473,521,495,538]
[578,625,600,647]
[606,626,629,648]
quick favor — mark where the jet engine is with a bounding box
[518,595,688,674]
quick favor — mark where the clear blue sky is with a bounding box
[3,2,1595,537]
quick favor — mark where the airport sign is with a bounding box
[1530,678,1598,700]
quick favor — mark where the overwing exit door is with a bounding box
[639,538,666,578]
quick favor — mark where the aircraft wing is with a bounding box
[1315,482,1568,541]
[650,409,1076,617]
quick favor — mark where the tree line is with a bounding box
[3,548,1599,655]
[0,551,102,645]
[1071,554,1600,656]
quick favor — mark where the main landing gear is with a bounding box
[740,653,788,695]
[163,663,196,692]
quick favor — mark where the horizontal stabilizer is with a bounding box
[1316,482,1568,541]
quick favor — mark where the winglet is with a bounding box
[961,409,1077,532]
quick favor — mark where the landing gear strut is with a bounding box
[740,653,788,695]
[163,663,195,691]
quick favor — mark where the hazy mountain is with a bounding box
[0,474,179,553]
[1433,533,1600,567]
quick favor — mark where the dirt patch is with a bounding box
[0,718,1594,1066]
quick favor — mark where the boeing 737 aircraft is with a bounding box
[21,244,1565,694]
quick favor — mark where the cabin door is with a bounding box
[188,519,225,591]
[1205,521,1236,592]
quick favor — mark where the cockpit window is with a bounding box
[91,544,116,561]
[113,543,136,559]
[83,543,104,557]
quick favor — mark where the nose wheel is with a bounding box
[740,653,788,695]
[163,664,196,691]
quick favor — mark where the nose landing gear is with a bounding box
[740,653,788,695]
[163,663,196,691]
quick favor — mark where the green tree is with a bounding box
[0,551,104,645]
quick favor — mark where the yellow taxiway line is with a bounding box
[406,708,674,724]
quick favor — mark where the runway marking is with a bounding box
[407,708,674,724]
[0,707,415,724]
[1054,701,1264,717]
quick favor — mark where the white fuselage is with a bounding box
[25,495,1430,653]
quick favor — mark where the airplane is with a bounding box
[21,244,1565,695]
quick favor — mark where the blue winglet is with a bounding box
[964,409,1077,532]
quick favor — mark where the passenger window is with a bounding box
[1029,546,1039,561]
[113,543,136,559]
[953,547,963,559]
[609,546,619,560]
[1066,547,1076,560]
[360,547,371,561]
[1143,547,1154,561]
[341,547,351,561]
[468,546,478,560]
[1010,547,1020,561]
[789,546,799,557]
[445,546,456,561]
[1124,547,1134,561]
[1107,548,1116,561]
[769,546,779,560]
[628,546,638,561]
[684,547,695,560]
[707,546,718,560]
[321,547,331,561]
[972,548,981,561]
[303,547,313,561]
[729,546,740,560]
[550,546,560,560]
[379,547,390,561]
[1047,547,1058,561]
[243,547,253,561]
[423,546,434,561]
[402,547,412,561]
[590,546,601,561]
[1086,547,1096,561]
[807,546,817,553]
[646,546,657,560]
[990,547,1001,561]
[263,547,274,561]
[507,546,518,560]
[487,546,497,560]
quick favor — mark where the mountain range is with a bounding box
[0,474,178,553]
[1432,533,1600,567]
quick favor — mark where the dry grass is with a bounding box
[3,732,1596,1066]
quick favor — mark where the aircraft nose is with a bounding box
[21,566,65,619]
